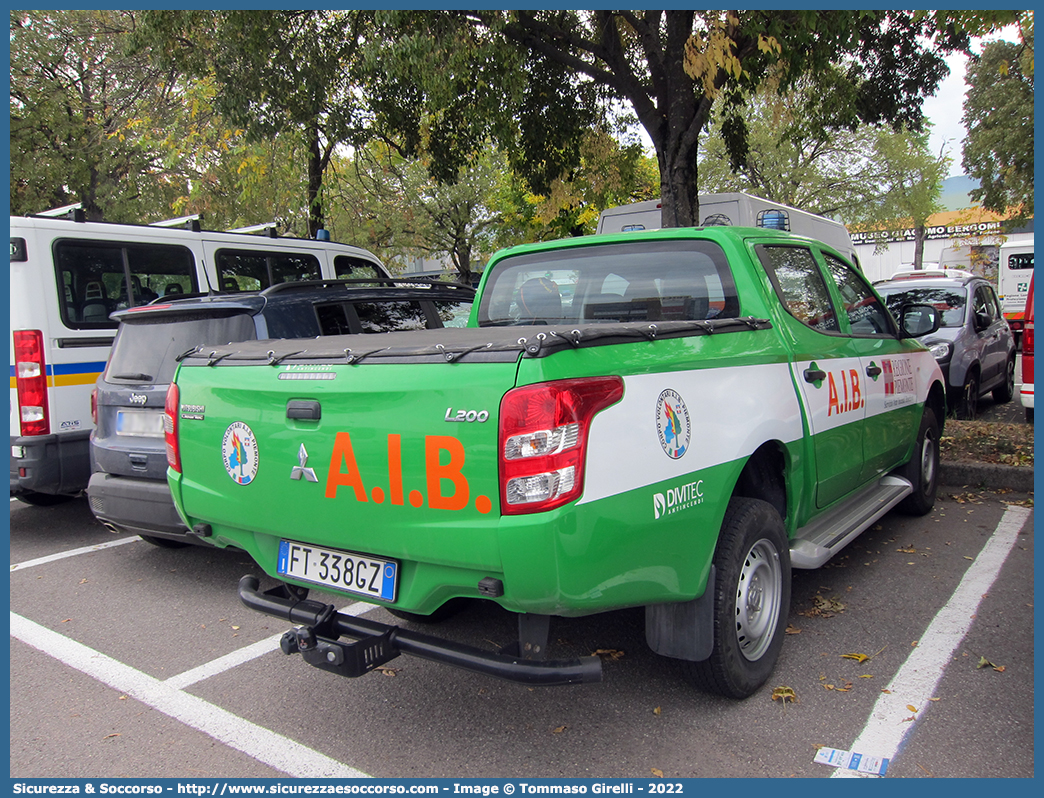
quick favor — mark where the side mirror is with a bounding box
[899,303,941,338]
[973,311,992,332]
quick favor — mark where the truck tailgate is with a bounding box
[171,335,521,586]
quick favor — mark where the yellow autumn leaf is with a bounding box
[906,705,917,713]
[841,653,869,663]
[650,768,663,778]
[552,725,567,734]
[653,706,662,716]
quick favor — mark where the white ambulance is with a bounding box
[596,192,859,268]
[9,210,389,504]
[998,237,1034,345]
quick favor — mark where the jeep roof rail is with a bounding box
[259,277,475,297]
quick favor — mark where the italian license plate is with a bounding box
[277,540,397,602]
[116,409,164,437]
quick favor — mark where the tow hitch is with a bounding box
[238,576,603,686]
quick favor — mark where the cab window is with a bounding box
[216,248,321,291]
[478,239,738,326]
[53,239,197,329]
[822,253,896,336]
[757,245,839,332]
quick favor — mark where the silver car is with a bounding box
[875,271,1016,419]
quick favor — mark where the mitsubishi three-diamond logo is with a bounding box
[290,444,318,482]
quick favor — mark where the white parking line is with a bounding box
[11,612,369,778]
[10,536,141,572]
[831,503,1032,777]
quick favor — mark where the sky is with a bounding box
[924,26,1023,178]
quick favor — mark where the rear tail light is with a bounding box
[13,330,50,436]
[164,382,181,473]
[499,377,623,514]
[90,387,98,426]
[1023,320,1034,357]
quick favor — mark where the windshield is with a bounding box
[876,285,967,328]
[477,239,738,326]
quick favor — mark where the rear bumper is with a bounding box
[237,575,602,687]
[1021,382,1033,409]
[87,471,193,540]
[10,431,91,496]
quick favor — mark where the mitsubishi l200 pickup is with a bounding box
[165,226,946,698]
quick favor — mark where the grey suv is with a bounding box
[88,279,474,546]
[875,271,1016,419]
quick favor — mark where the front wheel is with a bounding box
[684,497,790,699]
[896,406,940,516]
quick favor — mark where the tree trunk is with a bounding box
[913,226,925,269]
[306,123,324,238]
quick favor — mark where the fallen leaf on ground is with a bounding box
[650,768,663,778]
[841,653,869,663]
[552,725,567,734]
[771,686,797,704]
[592,648,625,660]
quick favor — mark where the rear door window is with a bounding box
[105,312,256,384]
[216,248,321,291]
[54,240,197,329]
[757,245,839,332]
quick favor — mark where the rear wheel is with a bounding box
[897,407,940,516]
[993,356,1016,403]
[684,497,790,699]
[954,370,980,419]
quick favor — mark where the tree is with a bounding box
[9,10,184,220]
[697,71,887,216]
[851,128,952,269]
[455,10,983,229]
[962,19,1034,225]
[135,10,374,236]
[326,145,511,284]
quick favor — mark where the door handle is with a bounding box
[803,367,826,384]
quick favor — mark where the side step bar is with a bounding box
[790,475,913,569]
[237,576,603,686]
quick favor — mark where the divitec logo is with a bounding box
[653,479,705,520]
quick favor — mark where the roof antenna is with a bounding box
[199,257,216,295]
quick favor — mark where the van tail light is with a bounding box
[13,330,50,436]
[164,382,181,473]
[1023,319,1033,357]
[499,377,623,515]
[90,387,98,426]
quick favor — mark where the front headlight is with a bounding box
[927,341,953,363]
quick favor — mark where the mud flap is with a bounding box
[644,565,715,661]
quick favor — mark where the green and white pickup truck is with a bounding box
[166,226,946,698]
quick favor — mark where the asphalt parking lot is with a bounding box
[9,481,1034,780]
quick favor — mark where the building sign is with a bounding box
[850,220,1005,245]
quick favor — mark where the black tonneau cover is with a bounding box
[177,317,771,367]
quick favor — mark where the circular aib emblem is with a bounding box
[656,389,690,459]
[222,422,259,485]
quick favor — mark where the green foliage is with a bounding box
[962,26,1034,224]
[9,10,184,220]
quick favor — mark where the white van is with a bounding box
[596,192,859,267]
[998,237,1034,344]
[9,211,389,504]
